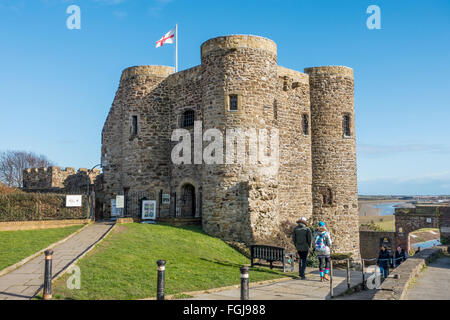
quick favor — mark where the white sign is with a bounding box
[116,195,125,209]
[162,194,170,204]
[142,200,157,220]
[111,199,120,218]
[426,218,432,223]
[66,195,82,207]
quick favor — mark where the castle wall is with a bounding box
[100,35,360,256]
[23,167,100,191]
[102,66,174,214]
[306,66,360,259]
[166,66,204,218]
[200,35,279,243]
[275,67,312,247]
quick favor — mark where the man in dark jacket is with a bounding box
[377,246,391,279]
[292,217,312,280]
[394,246,408,267]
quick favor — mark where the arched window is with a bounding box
[182,110,195,128]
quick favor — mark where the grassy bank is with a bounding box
[51,223,295,300]
[0,225,84,271]
[360,215,395,231]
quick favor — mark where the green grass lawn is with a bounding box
[360,215,395,231]
[51,223,295,300]
[0,225,84,271]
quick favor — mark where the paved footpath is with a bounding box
[405,256,450,300]
[0,222,114,300]
[188,267,362,300]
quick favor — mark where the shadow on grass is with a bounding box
[199,257,297,278]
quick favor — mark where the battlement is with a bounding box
[23,166,101,191]
[304,66,354,78]
[120,65,175,82]
[201,34,277,58]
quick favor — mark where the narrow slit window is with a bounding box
[131,115,138,135]
[182,110,195,128]
[273,100,278,120]
[343,114,351,137]
[229,95,238,111]
[302,114,309,135]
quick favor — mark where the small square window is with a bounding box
[229,95,238,111]
[182,110,195,128]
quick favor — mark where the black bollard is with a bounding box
[240,266,249,300]
[156,260,166,300]
[43,249,53,300]
[361,259,365,290]
[346,259,351,289]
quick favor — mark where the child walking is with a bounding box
[314,221,332,282]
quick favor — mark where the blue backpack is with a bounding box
[315,232,327,252]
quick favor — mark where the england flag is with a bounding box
[156,28,176,48]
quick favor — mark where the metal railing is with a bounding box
[327,255,408,298]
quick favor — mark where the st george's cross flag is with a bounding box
[156,28,176,48]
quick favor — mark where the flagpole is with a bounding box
[175,23,178,73]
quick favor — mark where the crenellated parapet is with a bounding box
[23,166,101,191]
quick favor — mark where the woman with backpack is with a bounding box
[314,221,332,282]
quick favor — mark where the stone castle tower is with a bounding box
[101,35,359,258]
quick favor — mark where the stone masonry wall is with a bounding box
[275,67,312,248]
[360,230,397,260]
[306,66,360,260]
[395,205,442,250]
[23,167,100,191]
[101,35,359,256]
[200,35,280,244]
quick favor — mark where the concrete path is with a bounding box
[405,256,450,300]
[0,222,114,300]
[187,267,362,300]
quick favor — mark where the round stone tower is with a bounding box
[102,65,174,203]
[304,66,360,259]
[200,35,280,243]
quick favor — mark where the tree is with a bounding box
[0,150,55,187]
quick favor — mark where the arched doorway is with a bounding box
[181,184,196,217]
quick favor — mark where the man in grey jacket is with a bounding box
[292,217,312,280]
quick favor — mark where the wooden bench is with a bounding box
[250,245,295,272]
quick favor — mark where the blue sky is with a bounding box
[0,0,449,195]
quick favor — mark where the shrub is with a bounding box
[0,191,88,222]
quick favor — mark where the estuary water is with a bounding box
[372,202,404,216]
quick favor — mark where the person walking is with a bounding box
[393,246,408,267]
[293,217,312,280]
[377,245,391,279]
[314,221,332,282]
